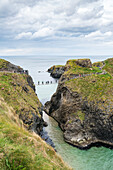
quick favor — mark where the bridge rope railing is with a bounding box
[36,80,59,86]
[36,70,107,86]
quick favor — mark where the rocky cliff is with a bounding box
[0,59,45,134]
[48,65,65,78]
[45,58,113,149]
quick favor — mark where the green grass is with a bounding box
[65,73,113,109]
[103,58,113,75]
[0,100,71,170]
[64,59,102,75]
[48,65,65,71]
[92,61,104,68]
[52,65,64,68]
[0,59,9,69]
[0,72,42,129]
[93,58,113,75]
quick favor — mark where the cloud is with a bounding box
[1,0,104,36]
[15,32,32,39]
[15,27,54,39]
[32,27,54,38]
[0,0,113,54]
[85,31,113,40]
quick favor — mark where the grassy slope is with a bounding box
[92,61,104,67]
[103,58,113,75]
[64,59,102,75]
[0,59,9,69]
[64,59,113,103]
[0,72,41,112]
[0,98,70,170]
[0,58,22,70]
[65,73,113,107]
[0,72,42,129]
[92,58,113,75]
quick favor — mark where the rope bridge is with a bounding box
[37,80,58,86]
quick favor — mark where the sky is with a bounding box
[0,0,113,56]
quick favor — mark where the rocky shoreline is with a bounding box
[32,106,56,148]
[44,58,113,149]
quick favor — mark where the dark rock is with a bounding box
[22,86,29,93]
[40,129,56,149]
[26,75,35,92]
[24,70,29,75]
[32,113,44,135]
[43,121,48,127]
[0,61,24,73]
[48,66,65,78]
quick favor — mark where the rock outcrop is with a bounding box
[26,75,36,92]
[44,58,113,149]
[0,59,24,73]
[66,59,92,68]
[48,65,65,78]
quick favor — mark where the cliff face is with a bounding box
[45,58,113,149]
[0,59,44,134]
[26,75,36,92]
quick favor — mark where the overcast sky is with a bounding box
[0,0,113,55]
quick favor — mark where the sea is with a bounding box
[1,55,113,170]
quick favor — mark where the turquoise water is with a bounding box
[1,55,113,170]
[43,113,113,170]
